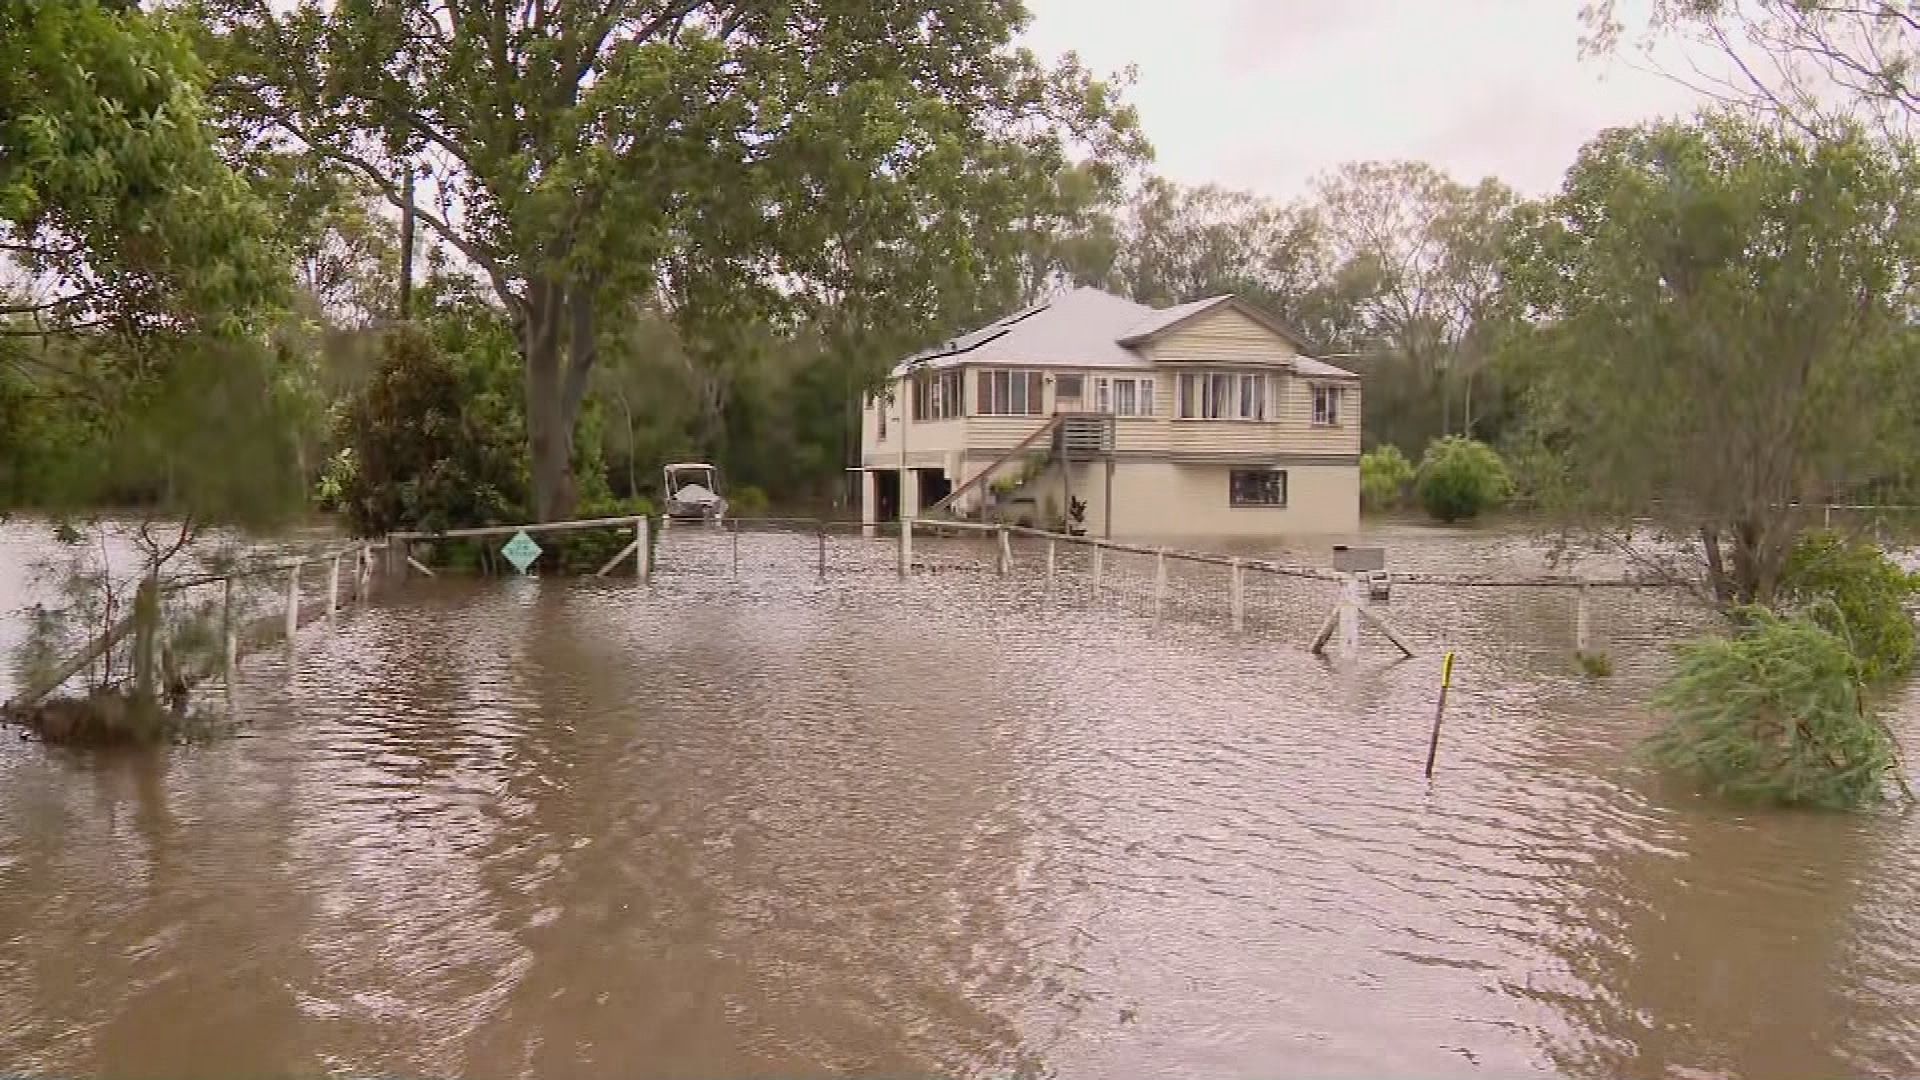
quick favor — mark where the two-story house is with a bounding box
[858,287,1361,539]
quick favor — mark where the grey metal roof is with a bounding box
[891,287,1156,376]
[890,286,1358,380]
[1293,356,1360,379]
[1114,294,1235,345]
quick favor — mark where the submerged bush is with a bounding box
[1778,529,1920,682]
[1415,437,1510,523]
[1648,608,1905,810]
[1360,445,1415,510]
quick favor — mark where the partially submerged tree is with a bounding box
[195,0,1147,520]
[1503,112,1920,606]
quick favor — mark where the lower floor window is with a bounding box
[1229,469,1287,507]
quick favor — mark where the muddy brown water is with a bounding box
[2,520,1918,1078]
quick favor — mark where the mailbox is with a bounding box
[1330,544,1386,573]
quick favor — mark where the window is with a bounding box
[1230,469,1287,507]
[913,370,963,421]
[1095,377,1111,413]
[877,396,887,439]
[1056,374,1084,401]
[1237,374,1266,420]
[1098,377,1154,417]
[1313,384,1343,426]
[1177,372,1234,419]
[977,369,1044,416]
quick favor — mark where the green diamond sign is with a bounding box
[501,530,542,574]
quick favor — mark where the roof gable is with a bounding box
[1117,295,1312,353]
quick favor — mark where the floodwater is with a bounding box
[2,520,1918,1079]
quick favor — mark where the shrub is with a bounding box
[731,484,770,516]
[1778,529,1920,682]
[1360,445,1415,510]
[1648,607,1903,810]
[1415,437,1511,523]
[546,495,657,575]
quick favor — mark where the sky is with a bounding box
[1020,0,1713,199]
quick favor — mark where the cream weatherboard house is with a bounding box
[857,287,1361,538]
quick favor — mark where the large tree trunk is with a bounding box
[521,278,599,522]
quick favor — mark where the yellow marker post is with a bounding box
[1424,651,1456,779]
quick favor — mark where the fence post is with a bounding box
[899,518,914,579]
[1045,539,1057,592]
[1153,548,1167,621]
[1338,573,1361,655]
[285,561,302,642]
[1229,557,1245,632]
[635,516,651,583]
[817,525,827,582]
[1576,583,1592,654]
[996,526,1012,576]
[132,575,159,702]
[223,576,238,703]
[1092,544,1104,596]
[327,555,342,618]
[732,519,741,579]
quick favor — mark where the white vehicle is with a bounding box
[662,462,728,522]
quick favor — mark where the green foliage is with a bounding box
[1360,445,1415,510]
[731,485,770,516]
[1648,608,1902,810]
[1779,529,1920,682]
[331,323,527,537]
[2,0,283,333]
[1576,650,1614,678]
[197,0,1147,518]
[543,496,657,576]
[1504,113,1920,604]
[1415,437,1510,523]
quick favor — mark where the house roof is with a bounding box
[890,286,1358,380]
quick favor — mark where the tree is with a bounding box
[194,0,1146,520]
[2,0,281,337]
[1503,113,1920,606]
[2,0,302,524]
[1585,0,1920,137]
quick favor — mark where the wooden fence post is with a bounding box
[223,577,237,686]
[996,526,1012,576]
[732,519,741,578]
[285,561,302,643]
[636,516,651,583]
[1153,548,1167,621]
[817,525,828,582]
[1338,573,1361,655]
[899,518,913,579]
[1092,544,1104,595]
[1045,539,1057,592]
[1576,583,1592,654]
[132,576,160,702]
[1229,557,1245,632]
[327,555,341,618]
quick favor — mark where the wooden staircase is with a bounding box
[923,413,1114,518]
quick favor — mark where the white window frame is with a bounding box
[1178,370,1263,420]
[977,369,1045,417]
[1312,384,1343,426]
[1095,376,1156,418]
[1237,373,1267,421]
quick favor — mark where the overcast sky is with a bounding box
[1020,0,1713,199]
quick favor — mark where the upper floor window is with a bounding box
[1096,376,1155,417]
[1312,384,1344,426]
[977,369,1044,416]
[913,369,964,421]
[1177,371,1264,420]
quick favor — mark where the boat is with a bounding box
[662,462,728,522]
